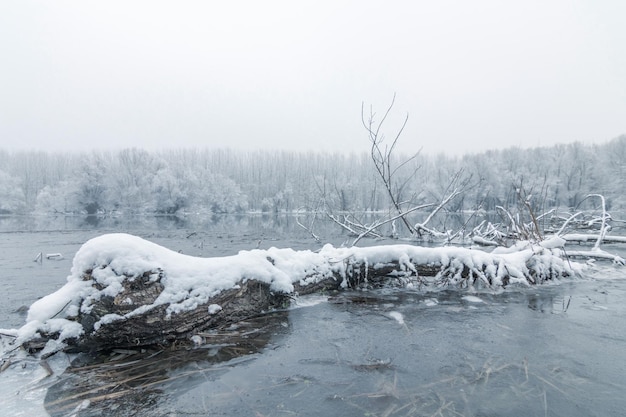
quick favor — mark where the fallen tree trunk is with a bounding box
[3,233,583,355]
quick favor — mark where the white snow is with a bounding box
[472,236,499,246]
[208,304,222,314]
[462,295,485,303]
[388,311,405,325]
[190,335,204,346]
[539,236,566,249]
[3,233,584,349]
[290,294,329,309]
[424,298,439,307]
[562,234,626,244]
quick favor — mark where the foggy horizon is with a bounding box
[1,1,625,156]
[0,134,624,158]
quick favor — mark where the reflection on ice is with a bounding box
[22,312,287,417]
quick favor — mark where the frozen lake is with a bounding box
[1,215,626,416]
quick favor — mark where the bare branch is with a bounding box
[555,211,584,236]
[390,149,421,179]
[352,203,434,246]
[373,92,397,142]
[362,95,416,234]
[584,194,608,251]
[295,209,321,243]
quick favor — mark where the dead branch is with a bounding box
[515,183,543,241]
[351,203,434,246]
[583,194,609,250]
[362,94,417,234]
[414,169,469,237]
[295,211,321,243]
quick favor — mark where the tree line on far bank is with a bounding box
[0,134,624,217]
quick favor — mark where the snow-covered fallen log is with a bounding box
[3,233,583,355]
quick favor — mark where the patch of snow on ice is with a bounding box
[424,298,438,307]
[388,311,405,325]
[462,295,484,303]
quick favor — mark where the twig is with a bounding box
[51,300,72,319]
[295,214,321,243]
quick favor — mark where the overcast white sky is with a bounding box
[1,1,625,156]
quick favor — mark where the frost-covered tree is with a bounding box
[108,149,165,214]
[193,169,248,214]
[601,135,626,209]
[151,167,193,214]
[2,133,626,219]
[35,180,76,214]
[0,170,26,214]
[73,153,111,214]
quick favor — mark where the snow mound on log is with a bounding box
[28,233,334,322]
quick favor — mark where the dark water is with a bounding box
[1,215,626,416]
